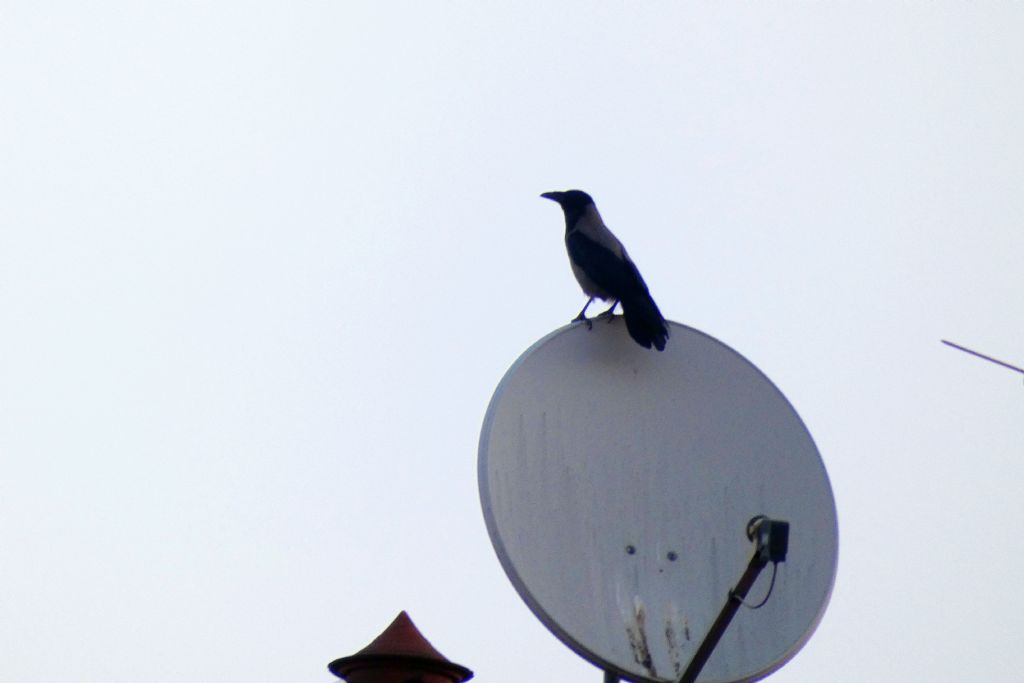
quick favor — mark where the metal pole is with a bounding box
[678,553,769,683]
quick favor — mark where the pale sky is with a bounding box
[2,3,1022,682]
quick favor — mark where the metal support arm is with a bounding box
[677,517,789,683]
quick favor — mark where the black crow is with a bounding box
[541,189,669,351]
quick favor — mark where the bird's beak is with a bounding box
[540,191,564,203]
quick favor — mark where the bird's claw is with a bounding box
[571,314,594,330]
[596,301,619,323]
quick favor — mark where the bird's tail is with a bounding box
[622,292,669,351]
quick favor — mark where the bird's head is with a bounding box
[540,189,594,210]
[541,189,596,227]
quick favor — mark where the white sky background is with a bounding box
[2,3,1022,681]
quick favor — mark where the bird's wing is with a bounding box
[566,230,651,299]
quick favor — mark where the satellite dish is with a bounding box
[478,319,837,683]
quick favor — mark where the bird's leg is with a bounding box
[596,299,619,322]
[572,297,595,329]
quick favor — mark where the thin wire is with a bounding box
[942,340,1024,375]
[733,562,778,610]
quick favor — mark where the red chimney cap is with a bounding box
[328,611,473,683]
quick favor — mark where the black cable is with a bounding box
[733,561,778,610]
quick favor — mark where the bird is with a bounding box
[541,189,669,351]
